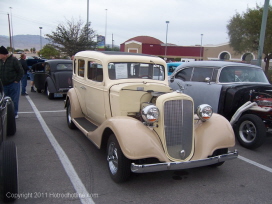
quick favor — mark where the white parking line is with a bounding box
[238,155,272,173]
[19,110,66,114]
[25,96,95,204]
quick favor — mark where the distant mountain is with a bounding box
[0,35,49,50]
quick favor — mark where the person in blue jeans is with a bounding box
[0,46,23,119]
[19,53,29,95]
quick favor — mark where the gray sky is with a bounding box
[0,0,268,47]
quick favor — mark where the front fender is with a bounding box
[87,116,170,162]
[192,113,235,160]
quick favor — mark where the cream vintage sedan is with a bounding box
[64,51,238,183]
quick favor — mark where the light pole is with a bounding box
[105,9,108,49]
[165,21,170,60]
[200,34,203,60]
[39,27,43,51]
[87,0,89,41]
[9,7,14,53]
[7,14,12,53]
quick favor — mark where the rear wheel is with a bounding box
[7,100,16,136]
[66,99,76,129]
[234,114,266,149]
[46,85,54,99]
[0,141,18,202]
[107,134,131,183]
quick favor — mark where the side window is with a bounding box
[175,68,193,81]
[87,60,103,82]
[78,60,85,77]
[192,67,213,82]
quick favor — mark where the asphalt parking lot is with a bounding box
[6,81,272,204]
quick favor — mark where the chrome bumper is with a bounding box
[131,150,238,173]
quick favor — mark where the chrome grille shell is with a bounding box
[154,92,194,162]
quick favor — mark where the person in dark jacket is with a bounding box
[19,53,29,95]
[0,46,24,118]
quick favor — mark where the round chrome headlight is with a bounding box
[141,105,160,123]
[196,104,213,122]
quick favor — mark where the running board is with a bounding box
[74,117,97,132]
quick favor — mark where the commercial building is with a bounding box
[120,35,258,63]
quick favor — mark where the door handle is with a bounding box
[186,84,192,86]
[80,86,86,90]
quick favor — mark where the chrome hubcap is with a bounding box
[68,104,72,123]
[107,142,118,175]
[239,120,256,143]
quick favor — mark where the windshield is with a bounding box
[108,62,165,80]
[219,66,269,83]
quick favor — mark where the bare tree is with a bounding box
[46,18,98,57]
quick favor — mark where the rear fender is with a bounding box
[46,77,57,93]
[88,116,170,162]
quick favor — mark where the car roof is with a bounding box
[176,60,261,69]
[45,59,72,66]
[75,51,163,62]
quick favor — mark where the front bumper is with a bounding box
[131,150,238,173]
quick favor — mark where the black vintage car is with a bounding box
[169,61,272,149]
[0,80,18,202]
[34,59,73,99]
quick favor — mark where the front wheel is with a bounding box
[209,148,228,167]
[0,141,18,202]
[7,100,16,136]
[234,114,266,149]
[107,134,131,183]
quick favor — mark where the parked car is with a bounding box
[167,62,183,75]
[26,58,45,79]
[169,61,272,149]
[34,59,73,99]
[65,51,237,183]
[0,80,18,202]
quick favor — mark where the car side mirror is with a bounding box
[170,76,174,83]
[205,77,211,84]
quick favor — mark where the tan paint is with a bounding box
[192,113,235,160]
[87,116,170,162]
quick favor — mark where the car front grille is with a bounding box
[164,99,193,160]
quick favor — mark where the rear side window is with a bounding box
[175,68,193,81]
[192,67,213,82]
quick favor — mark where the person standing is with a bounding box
[0,46,24,118]
[19,53,29,95]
